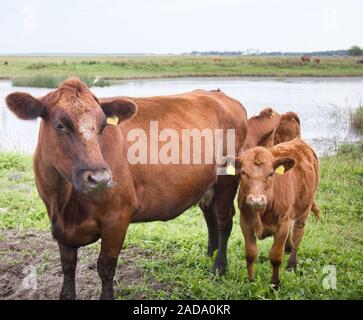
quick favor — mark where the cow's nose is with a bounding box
[84,169,112,192]
[246,195,267,209]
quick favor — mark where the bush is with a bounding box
[350,106,363,134]
[337,141,363,158]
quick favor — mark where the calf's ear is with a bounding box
[6,92,46,120]
[274,157,296,174]
[100,98,138,125]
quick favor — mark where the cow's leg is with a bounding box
[98,216,130,300]
[211,177,238,275]
[269,221,290,288]
[58,243,78,300]
[288,213,308,271]
[240,217,258,281]
[200,202,219,257]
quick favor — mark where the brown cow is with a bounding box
[314,58,321,64]
[274,111,301,144]
[245,108,281,149]
[6,78,247,299]
[226,138,319,287]
[301,56,311,63]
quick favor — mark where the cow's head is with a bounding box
[226,147,295,212]
[6,77,137,193]
[245,108,281,149]
[274,111,300,144]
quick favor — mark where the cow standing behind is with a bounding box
[227,138,319,287]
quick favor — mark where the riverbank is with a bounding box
[0,143,362,299]
[0,56,363,88]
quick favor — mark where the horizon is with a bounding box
[0,48,353,57]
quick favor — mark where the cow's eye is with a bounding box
[268,172,274,178]
[241,171,247,177]
[54,122,66,132]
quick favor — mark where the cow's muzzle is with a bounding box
[73,166,113,193]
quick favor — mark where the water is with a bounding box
[0,77,362,155]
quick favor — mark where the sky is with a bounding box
[0,0,362,54]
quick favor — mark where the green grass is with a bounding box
[0,144,362,299]
[0,56,362,87]
[350,106,363,134]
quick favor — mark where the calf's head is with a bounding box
[230,147,295,211]
[6,78,137,193]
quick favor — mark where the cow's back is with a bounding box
[117,90,247,222]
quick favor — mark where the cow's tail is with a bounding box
[311,201,320,220]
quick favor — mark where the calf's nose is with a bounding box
[247,195,267,209]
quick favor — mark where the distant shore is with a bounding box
[0,55,362,88]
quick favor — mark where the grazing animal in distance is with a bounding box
[6,77,248,299]
[301,56,311,63]
[227,138,320,288]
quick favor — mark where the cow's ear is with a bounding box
[217,155,242,175]
[274,157,295,175]
[100,98,138,125]
[6,92,46,120]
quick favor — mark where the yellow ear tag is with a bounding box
[226,164,236,175]
[106,116,119,126]
[275,165,285,175]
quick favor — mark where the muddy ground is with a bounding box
[0,229,164,300]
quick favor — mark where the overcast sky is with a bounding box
[0,0,362,54]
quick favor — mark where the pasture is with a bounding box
[0,143,362,300]
[0,56,363,88]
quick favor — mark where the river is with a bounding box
[0,77,362,155]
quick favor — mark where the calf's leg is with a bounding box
[288,213,308,271]
[240,217,258,281]
[58,243,78,300]
[269,221,290,288]
[98,215,130,300]
[284,229,293,253]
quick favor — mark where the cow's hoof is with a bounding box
[271,281,280,291]
[60,292,76,300]
[287,258,297,271]
[207,247,217,257]
[211,261,227,276]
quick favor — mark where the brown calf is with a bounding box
[6,78,247,299]
[229,138,319,287]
